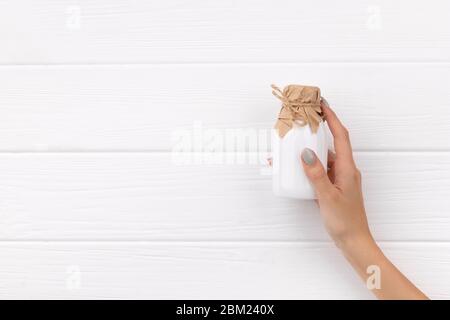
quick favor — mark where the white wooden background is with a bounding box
[0,0,450,299]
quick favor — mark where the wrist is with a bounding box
[336,232,379,258]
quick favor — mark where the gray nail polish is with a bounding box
[321,97,329,108]
[302,148,316,165]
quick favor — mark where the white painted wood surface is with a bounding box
[1,64,450,151]
[0,0,449,299]
[0,152,449,241]
[1,0,450,63]
[0,242,449,300]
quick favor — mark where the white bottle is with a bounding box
[270,84,328,199]
[272,122,328,199]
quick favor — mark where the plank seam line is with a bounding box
[1,61,450,68]
[0,240,449,245]
[0,150,449,154]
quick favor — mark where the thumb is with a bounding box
[301,148,333,198]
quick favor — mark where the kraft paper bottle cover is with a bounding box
[271,84,328,199]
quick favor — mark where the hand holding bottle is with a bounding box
[300,101,370,249]
[300,100,428,299]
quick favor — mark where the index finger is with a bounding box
[321,99,354,163]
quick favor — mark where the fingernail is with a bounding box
[321,97,329,108]
[301,148,316,165]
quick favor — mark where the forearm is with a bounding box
[340,235,428,300]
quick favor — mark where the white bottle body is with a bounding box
[272,122,328,199]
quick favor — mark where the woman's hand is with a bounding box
[297,99,428,300]
[300,101,371,250]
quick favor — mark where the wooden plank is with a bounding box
[1,0,449,63]
[0,242,447,299]
[0,152,449,241]
[1,64,450,151]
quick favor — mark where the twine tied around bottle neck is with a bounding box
[271,84,324,138]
